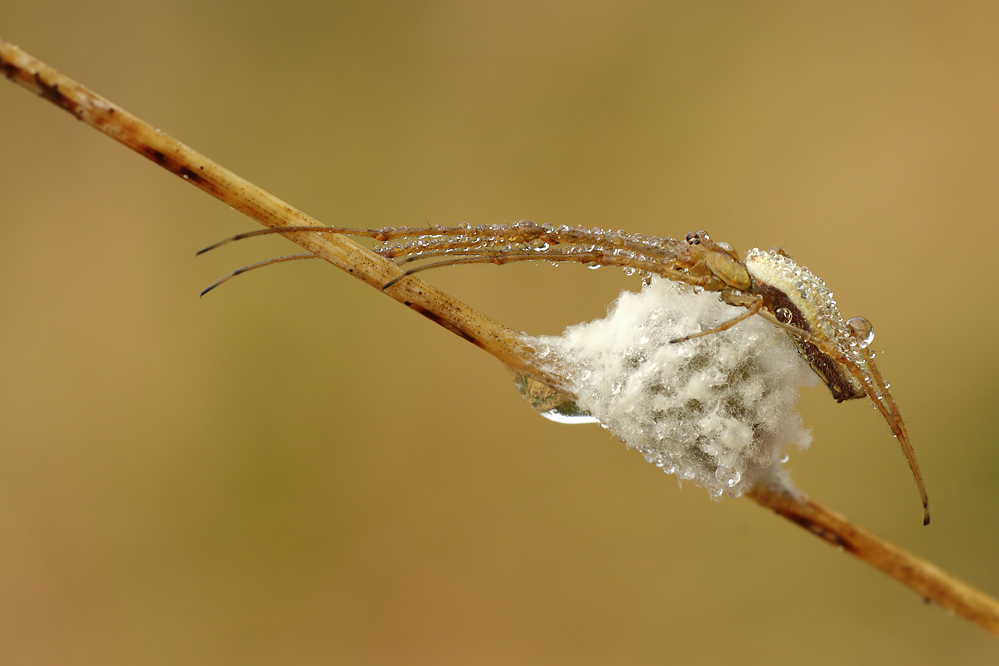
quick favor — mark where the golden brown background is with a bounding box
[2,2,998,664]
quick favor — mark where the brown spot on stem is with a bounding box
[782,512,851,550]
[407,302,482,348]
[32,72,75,114]
[179,166,201,182]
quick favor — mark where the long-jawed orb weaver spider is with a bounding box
[198,221,929,524]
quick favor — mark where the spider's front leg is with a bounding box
[667,290,764,344]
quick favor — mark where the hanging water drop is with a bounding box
[847,316,875,348]
[512,372,600,425]
[714,467,741,488]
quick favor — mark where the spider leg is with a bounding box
[381,251,715,291]
[848,347,929,525]
[668,293,763,343]
[197,223,546,255]
[200,253,318,296]
[198,223,688,265]
[753,308,930,525]
[196,226,404,255]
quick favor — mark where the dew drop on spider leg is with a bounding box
[846,316,875,348]
[775,307,793,324]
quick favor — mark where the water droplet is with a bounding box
[539,410,601,425]
[847,316,875,348]
[715,467,741,488]
[458,221,471,229]
[775,307,792,324]
[622,267,636,276]
[779,453,790,463]
[587,263,601,270]
[512,372,599,425]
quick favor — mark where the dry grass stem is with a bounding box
[0,39,543,384]
[3,37,997,636]
[746,483,999,634]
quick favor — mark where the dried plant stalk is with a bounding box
[3,37,997,636]
[747,483,999,633]
[0,39,544,385]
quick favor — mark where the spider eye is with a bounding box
[685,230,710,245]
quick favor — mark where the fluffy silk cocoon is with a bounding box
[524,277,818,498]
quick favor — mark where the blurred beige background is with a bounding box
[2,2,998,664]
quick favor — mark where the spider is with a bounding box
[198,221,929,524]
